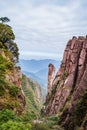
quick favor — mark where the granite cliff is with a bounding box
[46,36,87,130]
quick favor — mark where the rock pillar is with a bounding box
[48,64,55,94]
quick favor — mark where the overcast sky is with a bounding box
[0,0,87,60]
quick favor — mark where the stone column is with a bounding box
[48,64,55,94]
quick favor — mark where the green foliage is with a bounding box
[0,21,19,63]
[0,48,20,111]
[4,40,19,63]
[5,61,14,69]
[0,51,14,72]
[0,64,5,72]
[0,23,15,43]
[0,109,31,130]
[68,91,87,128]
[32,123,51,130]
[0,55,6,75]
[0,121,31,130]
[0,109,15,123]
[0,109,62,130]
[9,85,19,96]
[22,74,42,118]
[59,90,87,130]
[0,17,10,23]
[62,71,68,80]
[28,79,35,90]
[52,84,57,94]
[44,115,59,128]
[0,55,12,94]
[0,79,6,96]
[21,112,37,122]
[0,55,14,96]
[0,56,7,96]
[47,115,59,122]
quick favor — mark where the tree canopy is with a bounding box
[0,17,19,63]
[0,17,10,23]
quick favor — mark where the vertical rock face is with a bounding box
[48,64,55,94]
[45,36,87,117]
[5,67,26,114]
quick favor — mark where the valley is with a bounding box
[19,59,60,99]
[0,16,87,130]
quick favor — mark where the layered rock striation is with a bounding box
[46,36,87,118]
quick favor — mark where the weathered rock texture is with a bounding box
[6,67,26,114]
[46,36,87,118]
[48,64,55,94]
[0,48,25,114]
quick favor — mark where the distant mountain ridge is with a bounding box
[19,59,61,94]
[19,59,60,73]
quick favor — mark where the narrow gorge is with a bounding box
[0,18,87,130]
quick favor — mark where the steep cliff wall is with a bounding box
[45,36,87,129]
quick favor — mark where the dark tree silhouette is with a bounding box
[0,17,19,63]
[0,17,10,23]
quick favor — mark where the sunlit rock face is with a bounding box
[45,36,87,116]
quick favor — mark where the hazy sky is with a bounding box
[0,0,87,60]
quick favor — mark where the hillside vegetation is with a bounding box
[0,20,25,113]
[1,17,87,130]
[22,74,43,118]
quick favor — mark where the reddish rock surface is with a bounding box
[5,67,26,114]
[45,36,87,116]
[48,64,55,94]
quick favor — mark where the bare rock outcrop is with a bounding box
[45,36,87,117]
[48,64,55,94]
